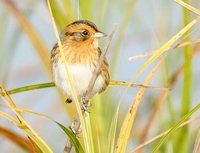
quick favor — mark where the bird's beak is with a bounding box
[92,31,107,38]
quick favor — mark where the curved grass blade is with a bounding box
[152,104,200,153]
[0,105,85,153]
[133,18,199,80]
[0,83,53,153]
[128,117,200,153]
[0,82,55,97]
[56,122,85,153]
[115,57,165,153]
[0,110,52,153]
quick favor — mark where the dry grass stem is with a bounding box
[174,0,200,16]
[128,39,200,61]
[129,117,200,153]
[84,26,115,103]
[0,83,38,152]
[193,130,200,153]
[115,56,165,153]
[139,47,200,145]
[0,125,34,153]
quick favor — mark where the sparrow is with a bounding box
[51,20,110,104]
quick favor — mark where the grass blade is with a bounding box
[47,1,93,152]
[49,0,72,30]
[0,80,168,97]
[133,18,199,80]
[175,1,193,152]
[0,104,85,153]
[56,122,85,153]
[115,57,165,153]
[152,104,200,153]
[129,117,200,153]
[0,84,53,153]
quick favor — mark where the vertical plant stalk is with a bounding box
[46,1,89,152]
[176,0,192,152]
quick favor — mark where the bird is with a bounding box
[51,20,110,106]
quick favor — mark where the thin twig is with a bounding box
[84,26,116,103]
[64,119,81,153]
[64,141,73,153]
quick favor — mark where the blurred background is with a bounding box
[0,0,200,152]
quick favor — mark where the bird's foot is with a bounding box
[65,98,72,103]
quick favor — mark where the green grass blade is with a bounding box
[49,0,68,30]
[79,0,94,20]
[175,1,193,152]
[0,82,55,97]
[55,122,85,153]
[107,104,120,153]
[152,104,200,153]
[0,80,158,97]
[20,109,85,153]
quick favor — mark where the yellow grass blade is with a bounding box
[133,18,199,80]
[174,0,200,16]
[128,39,200,61]
[115,57,164,153]
[0,103,85,153]
[0,85,53,153]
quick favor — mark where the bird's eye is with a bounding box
[82,30,89,36]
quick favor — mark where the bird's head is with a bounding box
[60,20,106,49]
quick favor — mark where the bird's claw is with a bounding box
[65,98,72,103]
